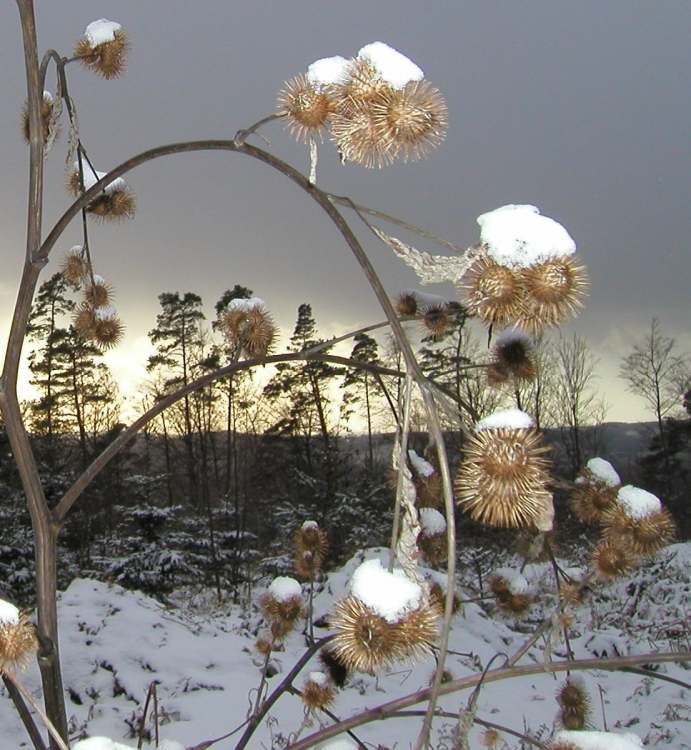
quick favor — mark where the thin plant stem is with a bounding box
[4,672,69,750]
[389,374,413,570]
[2,674,47,750]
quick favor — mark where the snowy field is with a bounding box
[1,544,689,749]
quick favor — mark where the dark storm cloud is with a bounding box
[1,1,689,419]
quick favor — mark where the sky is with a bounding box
[1,1,689,423]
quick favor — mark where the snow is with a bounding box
[84,19,122,47]
[307,670,328,686]
[268,576,302,602]
[307,56,350,88]
[319,740,358,750]
[616,485,661,519]
[0,598,20,625]
[42,90,53,103]
[302,520,319,530]
[477,204,576,269]
[350,558,422,623]
[74,162,127,194]
[476,407,535,431]
[357,42,424,89]
[493,567,530,595]
[227,297,266,312]
[408,448,435,477]
[419,507,446,536]
[95,306,117,321]
[586,457,620,487]
[554,730,644,750]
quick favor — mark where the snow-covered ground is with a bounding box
[1,544,689,749]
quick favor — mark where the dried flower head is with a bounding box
[61,246,89,287]
[75,20,129,79]
[83,275,113,308]
[417,507,448,565]
[464,256,524,327]
[489,570,533,616]
[414,472,442,509]
[480,728,502,748]
[21,91,58,144]
[422,304,453,339]
[331,103,392,168]
[294,520,328,579]
[601,485,676,557]
[519,256,588,331]
[369,79,448,162]
[67,166,136,221]
[278,74,334,142]
[428,580,461,618]
[591,539,635,580]
[571,481,618,525]
[455,411,552,529]
[333,58,394,115]
[260,577,304,634]
[329,595,438,673]
[255,632,273,656]
[559,580,589,608]
[218,298,275,358]
[396,291,418,316]
[319,648,349,688]
[487,329,536,385]
[557,676,590,730]
[301,671,336,712]
[92,306,124,349]
[0,601,37,673]
[515,530,555,563]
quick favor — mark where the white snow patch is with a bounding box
[350,559,422,623]
[95,306,117,321]
[0,599,20,625]
[357,42,424,89]
[616,485,661,520]
[477,204,576,269]
[401,288,448,308]
[302,520,319,530]
[73,739,135,750]
[74,162,127,194]
[227,297,266,312]
[268,576,302,602]
[84,19,122,47]
[319,739,358,750]
[586,457,620,487]
[307,670,328,686]
[495,327,531,347]
[307,56,350,88]
[554,729,644,750]
[493,567,530,595]
[42,90,53,103]
[476,408,535,431]
[419,507,446,536]
[408,448,435,477]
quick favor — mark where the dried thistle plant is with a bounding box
[489,569,533,616]
[277,74,334,143]
[300,671,336,712]
[556,676,591,730]
[74,19,129,79]
[0,601,37,674]
[21,91,58,144]
[61,246,90,287]
[487,328,536,385]
[218,298,276,359]
[455,410,552,529]
[294,520,328,580]
[464,256,524,327]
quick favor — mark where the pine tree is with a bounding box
[341,333,382,471]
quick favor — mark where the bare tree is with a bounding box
[620,318,690,447]
[552,333,608,476]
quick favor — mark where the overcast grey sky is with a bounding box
[1,1,689,421]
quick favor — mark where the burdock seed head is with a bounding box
[260,576,304,636]
[294,520,328,580]
[61,246,90,287]
[83,275,113,309]
[487,328,536,385]
[556,676,591,730]
[455,409,552,529]
[301,671,336,712]
[0,600,37,673]
[21,91,57,144]
[75,19,129,79]
[395,291,418,316]
[464,255,524,327]
[489,568,533,616]
[591,538,635,580]
[278,74,335,143]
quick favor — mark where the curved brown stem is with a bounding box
[285,651,690,750]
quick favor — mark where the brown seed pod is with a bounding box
[74,24,129,79]
[277,74,334,142]
[480,728,502,748]
[519,256,588,331]
[591,538,635,580]
[319,648,349,688]
[242,307,276,358]
[559,580,589,608]
[464,256,524,327]
[489,570,533,616]
[422,304,453,339]
[83,276,112,308]
[601,487,676,557]
[455,424,552,529]
[301,671,336,712]
[487,330,536,386]
[21,91,57,144]
[332,57,393,115]
[428,581,461,618]
[0,604,37,673]
[414,472,442,509]
[330,104,393,168]
[92,308,124,350]
[395,291,418,316]
[261,591,303,627]
[557,677,590,730]
[87,189,136,221]
[255,632,273,655]
[73,303,98,340]
[61,247,89,287]
[571,481,618,525]
[329,595,438,673]
[294,521,328,579]
[368,79,448,162]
